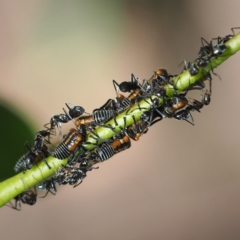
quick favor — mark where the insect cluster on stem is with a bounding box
[6,27,239,210]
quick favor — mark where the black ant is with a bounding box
[182,61,199,76]
[113,73,141,93]
[127,94,165,131]
[173,106,195,125]
[211,27,240,51]
[38,178,57,198]
[82,76,146,130]
[148,68,175,86]
[45,103,85,134]
[201,89,211,105]
[8,188,37,211]
[14,130,52,172]
[197,36,226,59]
[173,98,203,125]
[113,74,148,107]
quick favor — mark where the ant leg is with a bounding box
[119,116,127,135]
[86,128,109,145]
[113,79,120,92]
[73,180,83,188]
[130,73,135,83]
[131,73,146,93]
[6,199,21,211]
[231,27,240,35]
[183,60,188,71]
[13,196,21,211]
[38,190,50,198]
[185,112,195,125]
[40,154,51,169]
[126,104,148,115]
[93,99,113,112]
[101,123,119,135]
[150,109,164,126]
[112,79,123,107]
[62,107,71,121]
[201,37,212,49]
[150,117,163,127]
[113,116,119,126]
[205,72,212,95]
[38,181,56,198]
[209,63,221,81]
[5,188,21,211]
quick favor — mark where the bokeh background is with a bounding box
[1,0,240,239]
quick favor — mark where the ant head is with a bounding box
[117,94,125,101]
[21,191,37,205]
[155,68,168,77]
[70,106,85,118]
[119,82,130,92]
[65,103,85,118]
[34,130,50,140]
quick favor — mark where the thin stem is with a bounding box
[1,32,240,208]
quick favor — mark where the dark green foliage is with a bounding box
[0,103,34,181]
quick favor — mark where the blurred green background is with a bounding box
[0,103,34,180]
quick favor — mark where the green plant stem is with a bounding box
[1,32,240,208]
